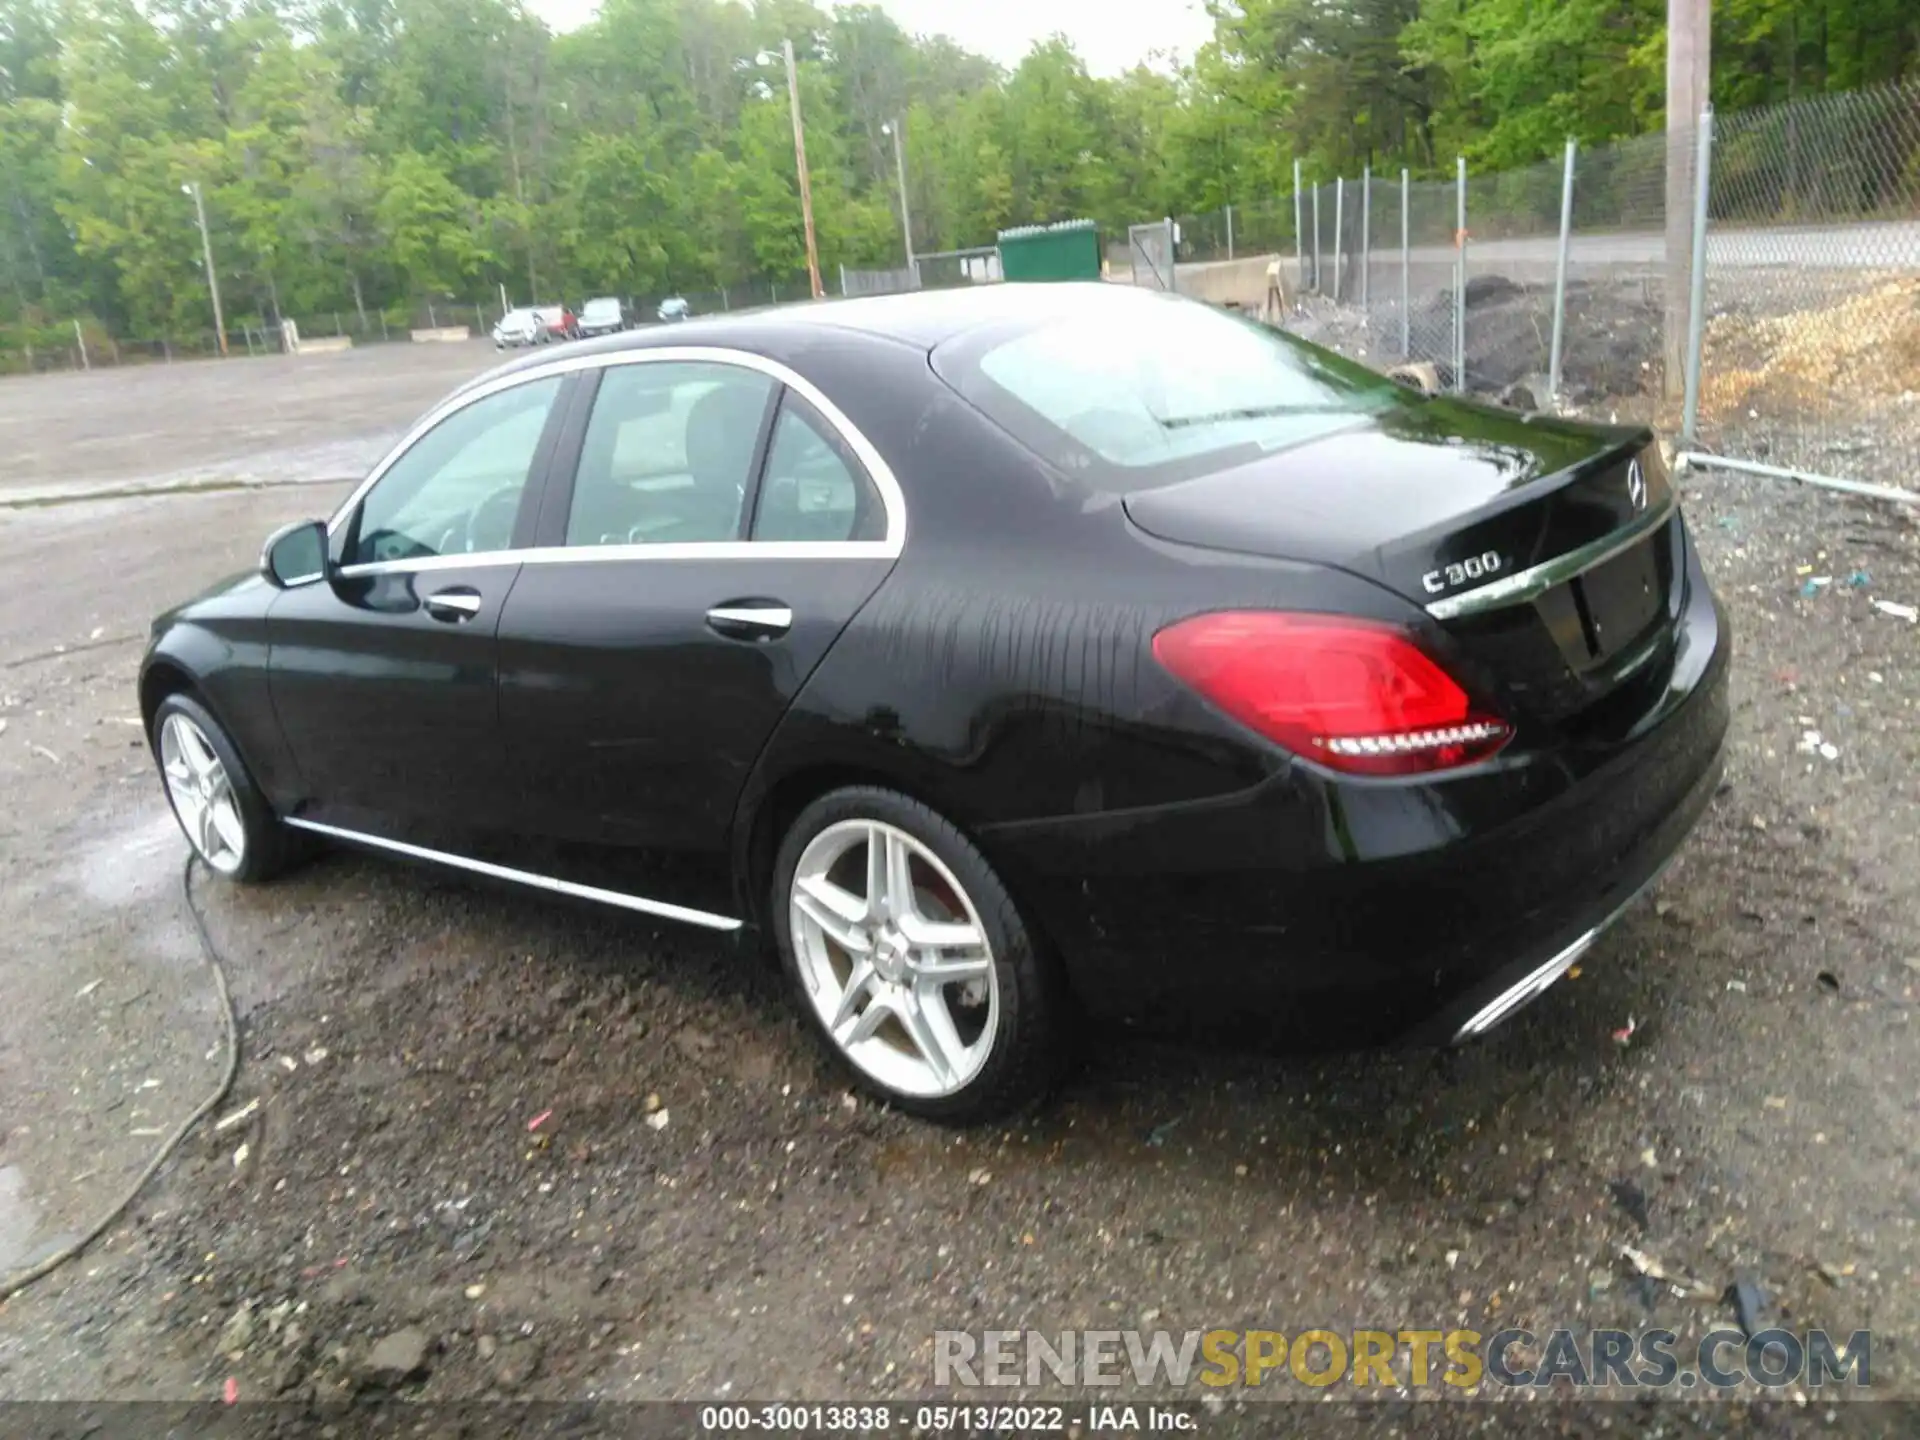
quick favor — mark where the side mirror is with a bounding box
[260,518,331,588]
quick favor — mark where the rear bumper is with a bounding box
[1396,746,1717,1047]
[978,562,1730,1046]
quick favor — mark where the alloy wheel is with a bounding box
[159,712,247,874]
[789,819,998,1099]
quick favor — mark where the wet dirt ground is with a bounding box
[0,342,1916,1434]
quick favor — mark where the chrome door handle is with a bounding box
[706,602,792,640]
[424,587,484,622]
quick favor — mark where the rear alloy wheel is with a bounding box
[774,788,1060,1121]
[152,692,299,882]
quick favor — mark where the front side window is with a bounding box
[751,394,886,543]
[566,362,774,546]
[348,376,562,566]
[935,292,1404,489]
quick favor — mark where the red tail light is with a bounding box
[1151,611,1510,776]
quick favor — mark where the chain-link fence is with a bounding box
[1560,129,1672,402]
[1349,171,1466,377]
[1129,75,1920,501]
[837,247,1005,297]
[1128,221,1176,290]
[1695,82,1920,490]
[0,278,830,373]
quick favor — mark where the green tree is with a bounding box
[377,149,494,298]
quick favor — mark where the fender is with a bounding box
[139,571,303,811]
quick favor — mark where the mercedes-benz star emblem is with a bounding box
[1626,458,1647,513]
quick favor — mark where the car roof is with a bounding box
[462,282,1169,396]
[749,282,1145,348]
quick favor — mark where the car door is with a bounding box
[494,351,902,918]
[267,370,576,841]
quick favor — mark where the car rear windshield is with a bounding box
[582,299,619,319]
[932,293,1408,491]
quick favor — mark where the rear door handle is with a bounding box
[424,586,484,622]
[706,601,793,641]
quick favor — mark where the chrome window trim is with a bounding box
[335,538,895,580]
[326,345,907,568]
[1424,492,1677,621]
[283,817,743,933]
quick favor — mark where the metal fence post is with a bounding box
[1311,183,1321,293]
[839,263,847,296]
[1294,161,1305,293]
[1225,205,1235,262]
[73,319,89,371]
[1682,106,1715,445]
[1333,178,1345,302]
[1165,216,1177,294]
[1400,168,1410,358]
[1360,167,1371,312]
[1548,138,1576,404]
[1454,156,1467,394]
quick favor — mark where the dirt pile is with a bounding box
[1702,275,1920,420]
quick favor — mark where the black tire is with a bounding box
[772,786,1062,1122]
[150,691,303,883]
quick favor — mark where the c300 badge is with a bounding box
[1422,550,1506,595]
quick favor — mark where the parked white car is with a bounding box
[491,305,577,349]
[492,307,544,349]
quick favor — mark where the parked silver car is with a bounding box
[577,297,628,337]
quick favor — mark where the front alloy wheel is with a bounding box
[151,692,299,882]
[160,711,247,874]
[774,788,1061,1121]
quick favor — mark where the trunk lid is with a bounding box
[1122,399,1683,729]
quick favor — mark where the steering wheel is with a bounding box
[461,485,524,554]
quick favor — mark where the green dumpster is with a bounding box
[996,219,1101,282]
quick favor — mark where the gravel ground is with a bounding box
[0,342,1916,1435]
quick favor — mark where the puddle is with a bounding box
[76,810,186,910]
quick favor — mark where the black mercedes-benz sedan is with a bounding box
[141,283,1729,1121]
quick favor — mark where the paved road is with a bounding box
[1165,218,1920,288]
[0,339,500,504]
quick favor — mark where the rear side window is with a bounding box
[936,292,1403,490]
[751,394,886,543]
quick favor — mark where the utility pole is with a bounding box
[782,39,823,300]
[1664,0,1710,397]
[883,118,914,278]
[185,181,227,356]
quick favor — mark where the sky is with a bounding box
[520,0,1217,77]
